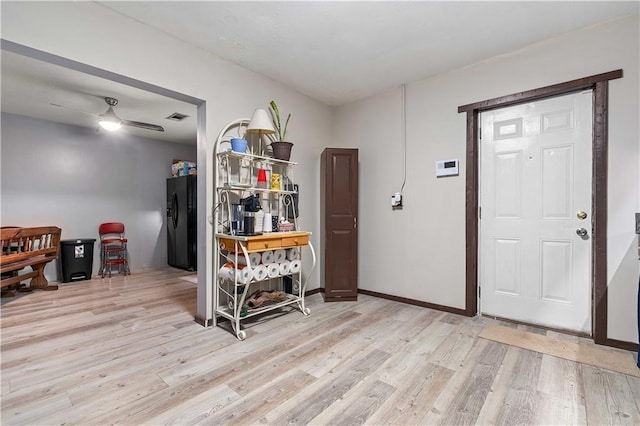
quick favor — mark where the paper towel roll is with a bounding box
[274,249,287,263]
[287,248,300,261]
[279,260,291,275]
[252,264,268,282]
[261,250,274,264]
[267,263,280,278]
[219,262,251,284]
[290,259,301,273]
[232,252,261,267]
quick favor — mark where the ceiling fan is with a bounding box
[51,97,164,132]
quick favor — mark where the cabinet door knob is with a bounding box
[264,243,269,248]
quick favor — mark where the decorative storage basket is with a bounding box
[278,222,295,232]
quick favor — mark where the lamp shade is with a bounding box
[246,108,275,134]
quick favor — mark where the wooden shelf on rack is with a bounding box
[217,231,310,252]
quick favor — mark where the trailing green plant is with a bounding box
[235,122,247,140]
[268,100,291,142]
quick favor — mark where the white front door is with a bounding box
[479,92,593,333]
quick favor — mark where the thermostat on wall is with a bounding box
[435,159,459,177]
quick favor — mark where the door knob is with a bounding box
[576,228,588,237]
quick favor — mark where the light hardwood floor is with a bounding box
[1,268,639,425]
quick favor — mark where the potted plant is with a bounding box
[268,100,293,161]
[229,121,249,153]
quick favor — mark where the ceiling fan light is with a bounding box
[99,118,122,131]
[99,106,122,131]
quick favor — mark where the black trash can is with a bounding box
[60,239,96,283]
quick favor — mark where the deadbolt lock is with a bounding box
[577,211,587,220]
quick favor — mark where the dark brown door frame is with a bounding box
[458,69,623,345]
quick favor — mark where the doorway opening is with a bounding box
[1,39,209,324]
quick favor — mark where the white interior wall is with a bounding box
[0,113,197,280]
[2,3,637,343]
[334,14,640,343]
[1,2,331,321]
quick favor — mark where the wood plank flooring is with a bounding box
[2,268,639,425]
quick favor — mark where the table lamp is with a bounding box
[246,108,275,156]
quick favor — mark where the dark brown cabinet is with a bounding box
[320,148,358,301]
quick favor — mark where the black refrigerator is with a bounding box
[166,175,197,271]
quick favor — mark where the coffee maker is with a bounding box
[231,204,244,235]
[238,195,261,236]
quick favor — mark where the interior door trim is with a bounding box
[458,69,623,346]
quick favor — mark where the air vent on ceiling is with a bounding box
[166,112,189,121]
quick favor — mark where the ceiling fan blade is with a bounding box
[53,99,165,133]
[50,102,101,119]
[121,119,165,132]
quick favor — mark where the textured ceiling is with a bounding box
[1,2,637,142]
[99,1,639,106]
[1,50,197,144]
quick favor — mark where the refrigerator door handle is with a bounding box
[171,193,179,228]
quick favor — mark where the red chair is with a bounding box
[99,222,130,278]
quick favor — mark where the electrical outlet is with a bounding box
[391,192,402,209]
[635,212,640,234]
